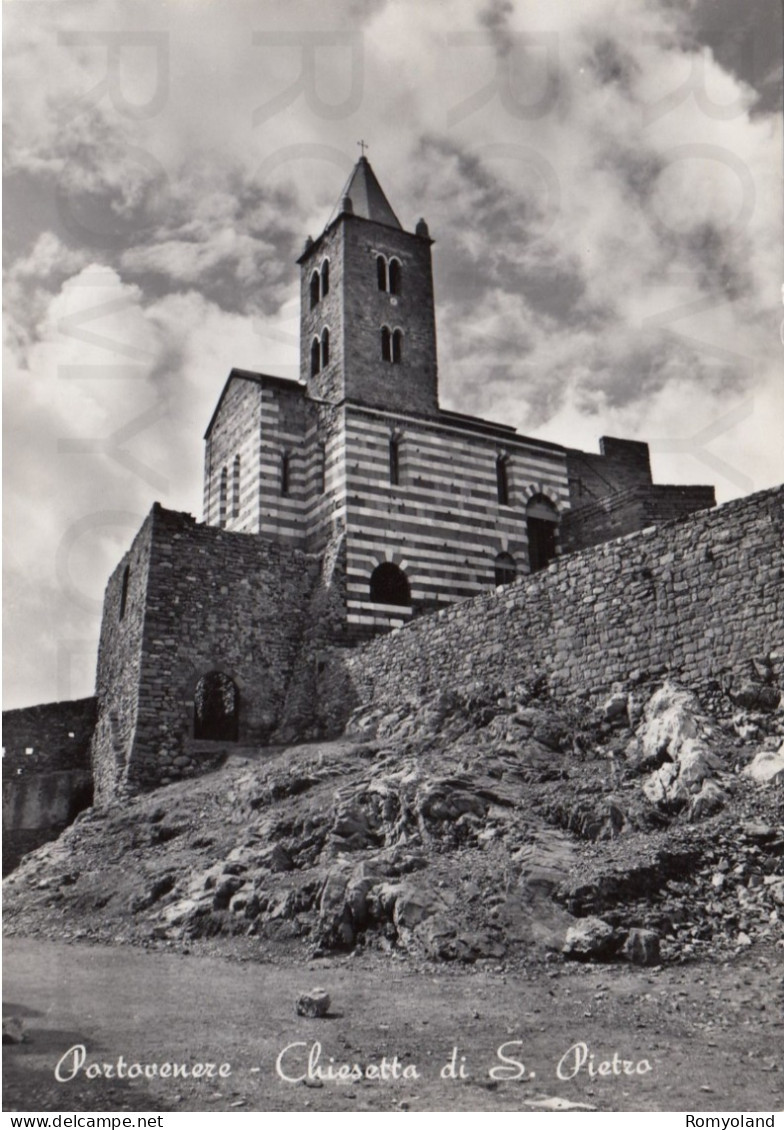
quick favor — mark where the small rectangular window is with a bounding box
[496,457,509,506]
[232,455,241,518]
[281,451,291,496]
[317,446,326,494]
[389,438,400,486]
[218,466,228,528]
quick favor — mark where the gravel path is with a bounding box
[3,937,782,1113]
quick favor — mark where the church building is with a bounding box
[4,156,717,809]
[202,156,714,639]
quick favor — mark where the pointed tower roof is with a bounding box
[336,156,402,229]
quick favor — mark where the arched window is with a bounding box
[321,260,330,297]
[321,327,330,368]
[119,565,130,620]
[310,336,321,376]
[219,466,228,527]
[194,672,239,741]
[280,450,291,497]
[377,254,388,291]
[496,455,510,506]
[389,257,401,295]
[381,325,392,362]
[310,271,320,310]
[389,436,400,485]
[494,552,517,587]
[392,328,403,364]
[232,454,241,518]
[369,562,410,606]
[526,494,558,572]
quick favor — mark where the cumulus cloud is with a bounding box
[3,263,287,706]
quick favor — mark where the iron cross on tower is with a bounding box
[357,139,369,157]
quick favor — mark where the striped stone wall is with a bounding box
[337,484,784,713]
[342,403,570,639]
[203,374,348,553]
[203,377,263,533]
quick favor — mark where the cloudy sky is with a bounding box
[4,0,783,709]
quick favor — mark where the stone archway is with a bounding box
[526,494,559,572]
[369,562,411,606]
[193,671,239,741]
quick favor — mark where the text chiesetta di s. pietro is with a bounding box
[54,1040,653,1085]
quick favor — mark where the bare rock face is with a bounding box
[5,669,782,972]
[743,744,784,786]
[602,691,629,724]
[562,916,618,961]
[296,988,330,1018]
[623,927,660,966]
[688,780,727,820]
[628,683,723,809]
[626,683,700,770]
[730,684,781,712]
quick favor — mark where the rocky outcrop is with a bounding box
[743,744,784,786]
[3,673,783,969]
[627,684,724,810]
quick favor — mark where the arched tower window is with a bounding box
[369,562,410,606]
[389,257,401,295]
[389,435,400,485]
[119,565,130,620]
[232,454,241,518]
[392,328,403,364]
[526,494,559,572]
[321,327,330,368]
[321,260,330,297]
[310,336,321,376]
[310,271,320,310]
[377,254,388,291]
[381,325,391,362]
[219,466,228,527]
[496,455,510,506]
[194,672,239,742]
[494,552,517,587]
[280,450,291,497]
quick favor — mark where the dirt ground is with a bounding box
[3,937,782,1113]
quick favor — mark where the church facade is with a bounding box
[202,157,713,642]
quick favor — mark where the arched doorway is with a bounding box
[194,672,239,741]
[494,551,517,587]
[369,562,410,606]
[526,494,558,572]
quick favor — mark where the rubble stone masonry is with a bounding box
[337,485,784,711]
[2,698,95,872]
[91,504,321,801]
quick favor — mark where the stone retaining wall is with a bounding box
[335,485,783,712]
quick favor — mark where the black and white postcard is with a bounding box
[3,0,783,1119]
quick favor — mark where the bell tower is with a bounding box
[298,156,439,417]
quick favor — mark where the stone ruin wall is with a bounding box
[3,484,781,841]
[2,697,96,873]
[330,485,784,718]
[561,484,717,554]
[90,504,328,801]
